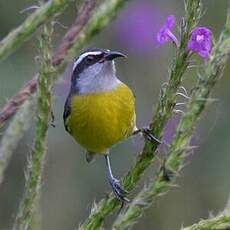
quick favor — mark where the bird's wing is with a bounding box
[63,94,72,133]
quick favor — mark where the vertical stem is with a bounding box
[0,96,36,185]
[182,215,230,230]
[13,22,55,230]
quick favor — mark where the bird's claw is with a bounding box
[109,177,129,203]
[141,127,162,144]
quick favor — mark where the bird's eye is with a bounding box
[85,56,94,64]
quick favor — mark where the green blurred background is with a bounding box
[0,0,230,229]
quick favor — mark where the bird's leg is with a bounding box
[133,127,162,144]
[104,155,129,204]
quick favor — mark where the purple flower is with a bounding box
[188,27,213,59]
[157,15,179,47]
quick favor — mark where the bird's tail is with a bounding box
[86,151,96,163]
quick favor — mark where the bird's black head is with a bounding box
[72,48,126,76]
[70,48,126,93]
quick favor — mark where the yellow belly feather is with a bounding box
[68,83,136,153]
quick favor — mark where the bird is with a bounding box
[63,48,160,203]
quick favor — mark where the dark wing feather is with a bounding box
[63,94,72,133]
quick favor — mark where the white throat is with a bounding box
[76,61,122,95]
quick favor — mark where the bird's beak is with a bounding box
[104,51,127,61]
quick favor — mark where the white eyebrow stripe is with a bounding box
[72,51,103,71]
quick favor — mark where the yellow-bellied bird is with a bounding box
[63,48,160,203]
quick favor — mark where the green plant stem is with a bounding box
[182,215,230,230]
[0,0,71,62]
[79,1,201,229]
[112,6,230,230]
[183,199,230,230]
[122,0,201,191]
[0,96,36,184]
[13,22,55,230]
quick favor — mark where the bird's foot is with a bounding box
[133,127,162,144]
[109,177,129,203]
[141,127,162,144]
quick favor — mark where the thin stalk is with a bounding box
[182,215,230,230]
[79,1,202,229]
[112,6,230,229]
[13,22,55,230]
[182,199,230,230]
[0,96,36,185]
[0,0,71,61]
